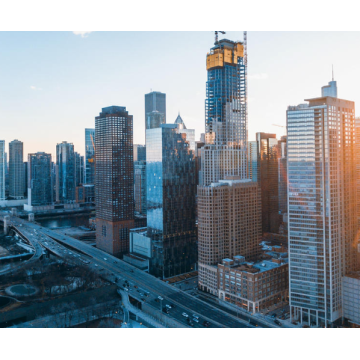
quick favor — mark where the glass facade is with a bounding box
[146,123,197,278]
[56,141,76,203]
[9,139,25,199]
[256,133,280,234]
[85,128,95,184]
[287,94,357,326]
[28,152,52,206]
[0,140,5,200]
[201,39,248,185]
[134,160,146,215]
[145,91,166,129]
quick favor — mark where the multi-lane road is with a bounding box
[1,214,255,328]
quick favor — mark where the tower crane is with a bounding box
[214,31,226,44]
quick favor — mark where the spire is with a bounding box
[332,64,334,81]
[174,113,186,129]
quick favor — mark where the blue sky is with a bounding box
[1,31,359,158]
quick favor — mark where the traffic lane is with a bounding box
[166,292,250,328]
[26,224,248,328]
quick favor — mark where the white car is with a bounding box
[192,314,199,319]
[193,318,199,323]
[104,258,107,261]
[182,312,189,318]
[166,304,172,309]
[158,296,164,301]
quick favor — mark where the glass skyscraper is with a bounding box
[95,106,134,256]
[201,39,247,186]
[85,128,95,184]
[146,123,197,278]
[28,152,52,206]
[0,140,5,200]
[145,91,166,129]
[56,141,76,203]
[9,139,25,199]
[287,81,358,327]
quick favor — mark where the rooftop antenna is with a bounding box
[215,31,226,45]
[332,64,334,81]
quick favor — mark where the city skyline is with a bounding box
[1,31,360,158]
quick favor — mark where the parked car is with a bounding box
[274,319,282,326]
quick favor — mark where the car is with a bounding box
[193,318,199,323]
[182,312,189,318]
[158,296,164,301]
[192,314,199,319]
[271,314,277,319]
[155,298,159,303]
[203,321,210,327]
[124,288,129,292]
[113,260,117,264]
[95,264,98,267]
[274,320,282,326]
[166,304,172,309]
[134,285,138,289]
[162,307,169,314]
[104,258,107,261]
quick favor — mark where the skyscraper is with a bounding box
[75,152,83,186]
[9,140,25,199]
[145,91,166,129]
[198,36,260,295]
[287,80,358,327]
[146,122,197,278]
[27,152,52,206]
[134,160,146,215]
[201,39,247,186]
[256,132,280,234]
[133,144,146,162]
[278,135,287,218]
[56,141,76,203]
[0,141,5,200]
[198,178,262,294]
[85,128,95,185]
[95,106,134,256]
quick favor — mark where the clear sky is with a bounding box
[1,31,359,158]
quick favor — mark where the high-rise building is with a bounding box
[75,152,83,186]
[56,141,76,203]
[278,136,287,215]
[198,178,262,295]
[145,91,166,129]
[256,132,280,234]
[27,152,52,206]
[85,128,95,184]
[133,144,146,162]
[0,141,5,200]
[9,140,25,199]
[134,160,146,215]
[355,117,360,228]
[200,39,247,186]
[146,122,197,278]
[95,106,134,256]
[198,36,260,295]
[248,141,258,182]
[287,80,358,327]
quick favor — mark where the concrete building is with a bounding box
[9,140,25,199]
[198,37,258,296]
[218,247,288,313]
[95,106,134,256]
[198,178,262,295]
[287,80,358,327]
[342,272,360,327]
[56,141,76,203]
[0,141,5,200]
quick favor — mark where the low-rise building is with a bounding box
[217,244,288,313]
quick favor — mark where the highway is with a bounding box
[1,214,253,328]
